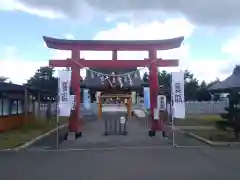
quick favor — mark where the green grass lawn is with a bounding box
[186,129,239,142]
[175,114,239,142]
[0,117,68,149]
[175,114,223,126]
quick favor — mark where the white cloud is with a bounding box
[43,18,238,83]
[2,0,240,26]
[0,0,64,19]
[222,36,240,59]
[3,17,240,85]
[220,35,240,75]
[80,18,238,82]
[0,46,48,84]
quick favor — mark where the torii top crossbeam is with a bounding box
[43,36,184,51]
[43,36,184,68]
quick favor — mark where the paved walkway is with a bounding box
[60,112,171,149]
[1,147,240,180]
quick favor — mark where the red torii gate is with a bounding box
[43,36,184,139]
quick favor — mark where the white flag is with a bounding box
[83,89,90,110]
[171,72,185,119]
[58,70,72,117]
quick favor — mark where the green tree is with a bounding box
[143,72,149,82]
[184,70,199,101]
[196,81,211,101]
[158,70,170,88]
[219,92,240,140]
[26,66,58,98]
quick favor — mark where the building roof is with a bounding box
[43,36,184,51]
[90,68,137,74]
[209,65,240,92]
[82,68,143,90]
[0,82,51,95]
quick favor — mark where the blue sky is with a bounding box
[0,11,115,61]
[0,0,240,84]
[0,11,229,60]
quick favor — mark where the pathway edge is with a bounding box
[13,124,68,151]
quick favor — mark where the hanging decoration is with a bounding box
[83,65,150,88]
[91,71,94,79]
[124,76,128,83]
[134,72,138,79]
[118,76,123,88]
[128,74,133,86]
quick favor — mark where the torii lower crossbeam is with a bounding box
[49,59,179,68]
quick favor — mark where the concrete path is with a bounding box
[60,112,171,149]
[1,147,240,180]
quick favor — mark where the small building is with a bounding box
[0,82,52,132]
[209,65,240,93]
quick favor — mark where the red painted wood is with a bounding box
[68,50,81,134]
[43,36,184,51]
[149,49,161,131]
[49,59,179,68]
[45,36,183,135]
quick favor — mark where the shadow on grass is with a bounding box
[175,114,223,126]
[0,117,68,149]
[186,129,240,143]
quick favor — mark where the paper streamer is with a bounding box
[143,87,150,109]
[83,89,90,110]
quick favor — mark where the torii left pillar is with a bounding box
[148,49,161,135]
[67,50,81,140]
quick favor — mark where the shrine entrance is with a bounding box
[97,89,133,119]
[43,36,184,141]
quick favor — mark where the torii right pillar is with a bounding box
[148,49,160,134]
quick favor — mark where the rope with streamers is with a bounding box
[70,58,159,77]
[64,58,159,87]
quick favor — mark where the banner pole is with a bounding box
[56,76,60,149]
[170,73,176,147]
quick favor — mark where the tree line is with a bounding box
[142,70,220,101]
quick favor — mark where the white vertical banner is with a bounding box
[131,91,136,104]
[58,70,72,117]
[70,95,76,110]
[143,87,150,109]
[171,72,185,119]
[83,89,90,110]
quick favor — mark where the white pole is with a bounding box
[171,107,175,147]
[170,74,176,147]
[56,77,60,149]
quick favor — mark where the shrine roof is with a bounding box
[90,68,137,74]
[209,65,240,92]
[43,36,184,51]
[82,69,143,90]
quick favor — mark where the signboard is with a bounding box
[157,95,166,110]
[132,91,136,104]
[96,91,101,103]
[120,116,126,124]
[171,72,185,118]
